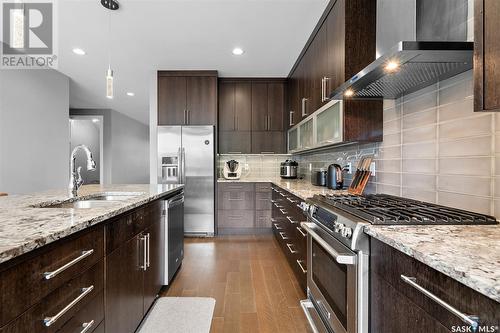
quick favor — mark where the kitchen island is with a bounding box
[0,184,183,333]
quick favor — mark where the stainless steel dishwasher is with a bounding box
[164,191,184,285]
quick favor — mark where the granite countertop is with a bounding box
[0,184,183,265]
[217,177,348,199]
[365,224,500,303]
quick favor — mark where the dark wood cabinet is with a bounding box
[143,215,164,314]
[251,80,285,132]
[370,238,500,332]
[251,131,284,154]
[218,131,251,154]
[286,0,383,145]
[251,82,268,131]
[474,0,500,112]
[158,71,217,125]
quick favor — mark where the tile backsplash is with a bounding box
[292,70,500,219]
[217,154,290,179]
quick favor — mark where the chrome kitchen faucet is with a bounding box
[69,144,96,198]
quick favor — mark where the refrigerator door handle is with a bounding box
[181,147,186,184]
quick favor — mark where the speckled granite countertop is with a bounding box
[217,177,347,199]
[365,225,500,303]
[0,184,183,265]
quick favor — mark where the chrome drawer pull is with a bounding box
[286,216,297,224]
[273,223,283,230]
[400,275,479,329]
[296,226,307,237]
[296,260,307,274]
[140,234,148,271]
[43,249,94,280]
[273,202,284,208]
[279,232,289,240]
[286,243,298,254]
[44,285,94,327]
[286,197,297,203]
[279,209,288,215]
[80,320,95,333]
[279,192,286,197]
[146,233,151,268]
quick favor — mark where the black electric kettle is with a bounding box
[327,164,343,190]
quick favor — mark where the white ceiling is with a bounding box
[58,0,329,124]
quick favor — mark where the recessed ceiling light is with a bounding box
[232,48,244,56]
[72,48,86,56]
[126,92,135,97]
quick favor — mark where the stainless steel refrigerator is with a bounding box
[157,126,214,236]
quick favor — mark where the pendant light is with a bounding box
[102,0,119,99]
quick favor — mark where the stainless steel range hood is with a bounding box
[329,0,473,100]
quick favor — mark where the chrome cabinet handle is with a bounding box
[286,243,298,254]
[286,197,297,203]
[186,110,190,125]
[140,234,147,271]
[268,115,272,130]
[235,115,238,131]
[80,320,95,333]
[146,233,151,268]
[289,111,294,126]
[273,202,284,208]
[279,192,286,197]
[261,151,275,154]
[227,151,242,154]
[273,223,283,230]
[400,275,479,329]
[301,98,308,117]
[279,232,289,240]
[301,222,356,265]
[296,260,307,274]
[183,109,187,125]
[296,226,307,237]
[44,285,94,327]
[43,250,94,280]
[279,208,288,215]
[321,78,325,102]
[286,216,297,224]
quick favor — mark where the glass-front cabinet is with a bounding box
[287,100,343,153]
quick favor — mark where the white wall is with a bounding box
[70,108,149,184]
[0,69,69,194]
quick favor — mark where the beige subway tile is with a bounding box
[402,173,436,190]
[402,142,437,159]
[439,157,492,176]
[439,175,492,197]
[376,159,401,173]
[402,187,436,203]
[376,184,401,196]
[439,97,474,122]
[439,136,492,157]
[495,177,500,197]
[376,172,401,186]
[384,118,401,134]
[439,114,493,140]
[402,159,436,174]
[438,71,473,105]
[402,108,437,130]
[495,157,500,176]
[384,103,402,122]
[494,200,500,219]
[377,146,401,159]
[438,192,491,215]
[383,99,396,110]
[382,133,401,146]
[402,86,437,115]
[495,135,500,153]
[402,125,436,144]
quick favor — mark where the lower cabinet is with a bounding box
[370,238,500,332]
[105,200,166,333]
[271,185,307,293]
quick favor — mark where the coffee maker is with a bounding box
[223,160,242,180]
[327,164,344,190]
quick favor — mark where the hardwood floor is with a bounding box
[161,234,311,333]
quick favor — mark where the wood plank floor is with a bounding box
[161,234,312,333]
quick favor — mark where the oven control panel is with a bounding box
[303,202,354,240]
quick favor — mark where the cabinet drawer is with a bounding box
[106,200,162,254]
[58,291,104,333]
[371,239,500,329]
[218,182,254,192]
[255,191,272,210]
[255,210,272,228]
[218,191,255,210]
[0,226,104,327]
[218,210,255,228]
[1,261,104,332]
[255,182,272,192]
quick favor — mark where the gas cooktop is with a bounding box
[314,194,498,225]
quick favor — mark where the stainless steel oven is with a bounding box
[300,215,369,333]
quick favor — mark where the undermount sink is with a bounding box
[35,192,145,209]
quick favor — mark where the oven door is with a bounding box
[302,222,358,333]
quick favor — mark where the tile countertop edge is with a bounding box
[0,185,184,265]
[364,225,500,304]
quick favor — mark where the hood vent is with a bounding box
[329,41,473,100]
[330,0,473,100]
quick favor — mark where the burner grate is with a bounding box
[320,194,498,225]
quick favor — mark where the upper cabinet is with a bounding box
[474,0,500,112]
[251,81,285,132]
[157,71,217,126]
[286,0,382,146]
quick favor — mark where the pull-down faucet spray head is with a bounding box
[69,144,97,198]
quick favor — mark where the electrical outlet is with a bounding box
[370,162,376,176]
[309,163,312,171]
[346,162,353,174]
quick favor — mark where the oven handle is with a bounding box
[301,222,356,265]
